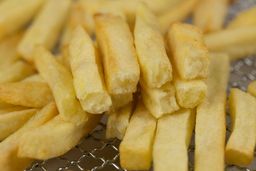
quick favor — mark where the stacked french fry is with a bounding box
[0,0,256,171]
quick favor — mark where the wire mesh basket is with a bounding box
[26,0,256,170]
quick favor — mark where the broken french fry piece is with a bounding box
[248,80,256,97]
[195,53,229,171]
[119,101,156,170]
[167,23,209,80]
[225,88,256,166]
[18,0,71,62]
[134,5,172,88]
[69,26,112,114]
[106,103,133,140]
[153,109,195,171]
[111,93,133,109]
[95,14,140,95]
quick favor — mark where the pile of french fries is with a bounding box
[0,0,256,171]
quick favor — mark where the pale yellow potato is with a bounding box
[18,114,101,160]
[205,27,256,60]
[69,26,112,114]
[18,0,71,62]
[247,80,256,97]
[193,0,229,33]
[167,23,209,80]
[34,47,87,125]
[0,0,44,41]
[225,88,256,166]
[0,106,28,115]
[111,93,133,109]
[0,102,58,171]
[227,7,256,29]
[106,103,133,140]
[175,79,207,108]
[95,14,140,94]
[119,101,156,170]
[134,5,172,88]
[159,0,198,33]
[153,109,195,171]
[195,53,229,171]
[0,60,35,83]
[22,74,45,83]
[0,109,37,140]
[0,82,53,108]
[141,81,179,118]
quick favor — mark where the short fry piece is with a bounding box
[22,74,45,83]
[0,82,53,108]
[95,14,140,94]
[248,80,256,97]
[69,26,111,114]
[0,109,37,140]
[106,103,133,140]
[225,88,256,166]
[111,93,133,109]
[167,23,209,80]
[153,109,195,171]
[120,101,156,170]
[18,0,71,62]
[195,53,229,171]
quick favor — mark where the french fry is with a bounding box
[0,106,28,115]
[18,0,72,62]
[205,27,256,60]
[247,80,256,97]
[106,103,133,140]
[95,14,140,95]
[134,5,172,88]
[193,0,229,33]
[153,109,195,171]
[195,53,229,171]
[22,74,45,83]
[225,88,256,166]
[34,47,88,124]
[159,0,198,33]
[0,0,44,40]
[227,7,256,29]
[0,82,53,108]
[111,93,133,109]
[119,101,156,170]
[0,102,58,171]
[0,60,35,83]
[167,23,209,80]
[175,79,207,108]
[69,26,112,114]
[0,109,37,140]
[141,81,179,118]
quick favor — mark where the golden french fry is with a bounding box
[22,74,45,83]
[0,82,53,108]
[0,109,37,140]
[153,109,195,171]
[141,81,179,118]
[111,93,133,109]
[95,14,140,95]
[159,0,198,33]
[227,7,256,29]
[205,27,256,60]
[0,60,35,83]
[106,103,133,140]
[0,102,58,171]
[225,88,256,166]
[0,0,44,41]
[193,0,229,33]
[248,80,256,97]
[195,53,229,171]
[34,47,88,124]
[175,79,207,108]
[134,5,172,88]
[119,101,156,170]
[0,106,28,115]
[18,0,71,62]
[69,26,112,114]
[167,23,209,80]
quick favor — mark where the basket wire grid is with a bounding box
[26,0,256,170]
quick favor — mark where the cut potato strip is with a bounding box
[0,106,28,115]
[248,80,256,97]
[153,109,195,171]
[18,0,71,62]
[119,101,156,170]
[0,109,37,140]
[111,93,133,109]
[225,88,256,166]
[22,74,45,83]
[95,14,140,95]
[195,53,229,171]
